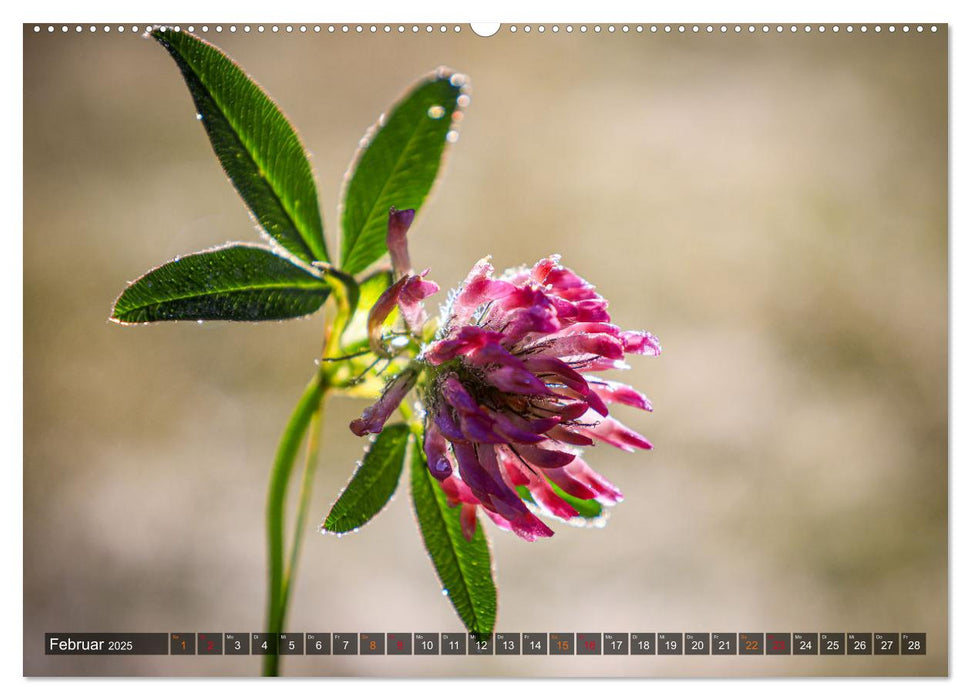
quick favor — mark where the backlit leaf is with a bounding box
[411,437,496,638]
[152,28,329,263]
[323,424,410,533]
[340,69,467,275]
[111,243,329,323]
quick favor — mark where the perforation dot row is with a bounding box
[506,24,938,34]
[31,24,464,34]
[32,24,940,36]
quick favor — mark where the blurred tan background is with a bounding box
[23,24,947,676]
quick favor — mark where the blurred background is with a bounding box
[23,24,947,676]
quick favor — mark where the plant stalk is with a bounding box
[262,370,328,676]
[262,293,350,677]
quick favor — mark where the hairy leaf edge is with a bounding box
[336,66,469,273]
[150,27,330,264]
[109,241,329,326]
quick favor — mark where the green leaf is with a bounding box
[516,483,604,521]
[410,437,496,637]
[323,424,410,533]
[339,69,467,275]
[152,29,329,264]
[111,244,330,323]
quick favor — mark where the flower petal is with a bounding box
[579,415,653,452]
[398,272,439,331]
[349,367,417,436]
[386,207,416,276]
[513,442,577,469]
[423,420,453,480]
[621,330,662,357]
[451,257,517,325]
[486,365,550,395]
[367,275,409,356]
[460,503,478,541]
[589,379,654,412]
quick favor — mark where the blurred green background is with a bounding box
[23,24,947,676]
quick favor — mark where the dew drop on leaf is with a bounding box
[427,105,445,119]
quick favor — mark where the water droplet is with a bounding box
[353,527,360,534]
[449,73,468,87]
[197,320,204,325]
[336,533,344,539]
[457,94,471,109]
[446,130,459,144]
[427,105,445,119]
[196,113,203,120]
[441,588,449,596]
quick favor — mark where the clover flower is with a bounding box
[351,209,660,542]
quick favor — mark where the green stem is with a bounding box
[262,370,328,677]
[280,400,323,625]
[262,291,352,677]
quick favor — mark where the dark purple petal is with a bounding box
[441,376,479,414]
[546,424,595,446]
[349,367,417,436]
[532,398,588,422]
[522,356,609,416]
[451,442,507,508]
[433,406,466,442]
[488,410,547,444]
[486,365,550,395]
[466,341,526,370]
[513,442,577,469]
[423,421,453,480]
[457,411,505,444]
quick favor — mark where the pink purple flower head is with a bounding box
[350,209,660,541]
